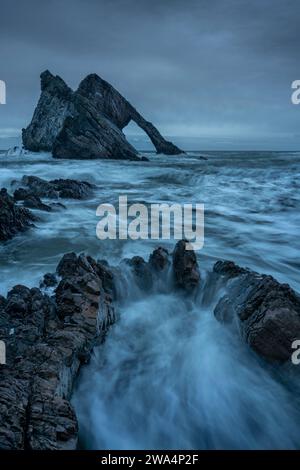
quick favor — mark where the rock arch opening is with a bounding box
[123,120,156,153]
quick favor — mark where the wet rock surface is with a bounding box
[19,175,94,200]
[214,260,300,362]
[40,273,58,289]
[0,253,116,449]
[124,242,199,294]
[22,71,74,152]
[14,188,52,212]
[23,70,183,159]
[0,188,36,242]
[52,93,140,161]
[172,240,200,291]
[10,175,93,216]
[77,74,183,155]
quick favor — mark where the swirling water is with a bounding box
[1,150,300,449]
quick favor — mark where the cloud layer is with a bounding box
[0,0,299,149]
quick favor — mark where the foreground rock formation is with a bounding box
[22,70,183,160]
[0,241,198,450]
[0,253,116,449]
[0,177,95,243]
[0,188,35,241]
[213,260,300,362]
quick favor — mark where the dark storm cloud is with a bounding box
[0,0,299,149]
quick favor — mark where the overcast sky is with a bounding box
[0,0,299,150]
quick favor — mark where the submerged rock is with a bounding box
[52,93,140,161]
[14,188,52,212]
[124,243,199,295]
[50,178,94,199]
[23,70,183,159]
[0,188,35,241]
[20,176,58,198]
[19,175,94,200]
[22,70,73,152]
[0,253,116,450]
[172,240,200,291]
[214,260,300,363]
[40,272,58,288]
[76,73,183,156]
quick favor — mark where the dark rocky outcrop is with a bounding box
[172,240,200,291]
[0,176,93,243]
[0,253,116,449]
[19,175,94,200]
[0,188,35,241]
[124,242,199,294]
[40,273,58,289]
[17,176,57,199]
[22,71,73,152]
[14,188,52,212]
[23,70,183,159]
[213,260,300,363]
[52,93,140,161]
[76,74,183,156]
[11,176,93,215]
[125,256,153,292]
[149,247,170,273]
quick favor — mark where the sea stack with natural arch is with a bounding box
[22,71,184,160]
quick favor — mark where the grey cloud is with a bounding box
[0,0,299,149]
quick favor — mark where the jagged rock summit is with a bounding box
[22,71,183,160]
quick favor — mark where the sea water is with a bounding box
[1,150,300,448]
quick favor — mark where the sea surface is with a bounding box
[1,150,300,449]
